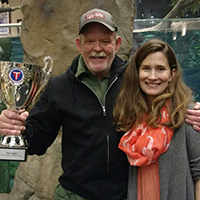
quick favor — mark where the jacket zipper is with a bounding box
[81,76,118,116]
[82,76,118,174]
[104,77,118,173]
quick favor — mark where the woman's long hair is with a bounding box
[113,39,194,132]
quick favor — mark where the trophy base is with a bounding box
[0,146,28,162]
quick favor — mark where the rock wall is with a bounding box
[0,0,135,199]
[21,0,135,77]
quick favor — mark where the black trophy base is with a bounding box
[0,146,28,162]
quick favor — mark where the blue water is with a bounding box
[10,37,24,62]
[0,37,23,63]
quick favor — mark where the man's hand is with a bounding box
[0,109,29,136]
[186,102,200,131]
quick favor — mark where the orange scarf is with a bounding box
[119,104,174,200]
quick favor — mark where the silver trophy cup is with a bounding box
[0,56,53,161]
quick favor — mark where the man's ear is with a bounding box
[115,36,122,53]
[75,37,82,53]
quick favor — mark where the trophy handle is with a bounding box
[43,56,53,75]
[33,56,53,100]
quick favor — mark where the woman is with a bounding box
[113,39,200,200]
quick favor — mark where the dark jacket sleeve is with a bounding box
[23,78,61,155]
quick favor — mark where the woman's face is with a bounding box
[139,51,176,104]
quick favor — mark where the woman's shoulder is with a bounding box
[176,122,199,133]
[175,122,200,149]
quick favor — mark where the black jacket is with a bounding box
[24,55,129,200]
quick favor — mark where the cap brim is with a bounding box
[79,20,117,34]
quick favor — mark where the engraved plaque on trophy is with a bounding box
[0,56,53,161]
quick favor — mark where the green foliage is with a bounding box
[0,162,10,193]
[0,102,9,193]
[0,102,19,193]
[9,162,20,190]
[10,162,20,178]
[172,0,200,17]
[0,102,6,113]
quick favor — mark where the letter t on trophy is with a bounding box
[0,56,53,162]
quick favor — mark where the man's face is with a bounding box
[76,23,121,79]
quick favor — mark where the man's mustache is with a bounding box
[89,51,107,58]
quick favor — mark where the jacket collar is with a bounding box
[68,54,127,80]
